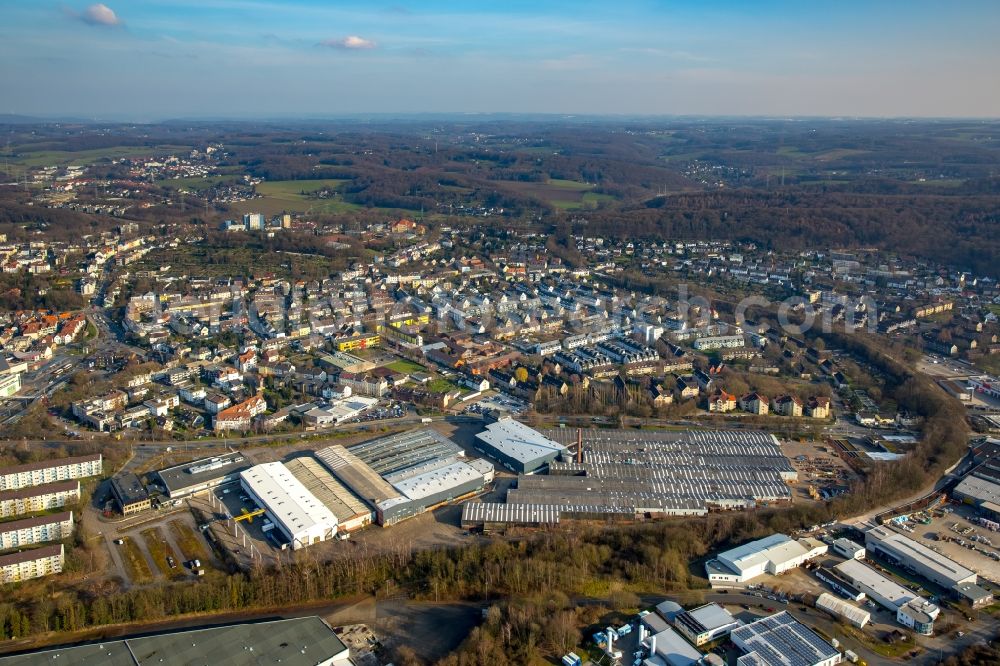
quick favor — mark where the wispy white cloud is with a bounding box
[80,3,122,27]
[620,47,715,63]
[321,35,376,50]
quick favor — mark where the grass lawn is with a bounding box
[158,175,239,190]
[141,527,184,580]
[427,378,460,394]
[120,536,153,584]
[553,191,616,210]
[169,520,210,565]
[546,178,594,191]
[386,358,427,374]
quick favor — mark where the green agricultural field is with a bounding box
[229,178,360,216]
[158,175,239,190]
[8,145,191,168]
[553,191,616,210]
[545,178,594,191]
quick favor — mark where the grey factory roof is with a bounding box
[732,612,839,666]
[954,473,1000,505]
[284,457,371,523]
[390,460,487,502]
[461,502,562,525]
[0,616,349,666]
[348,428,463,476]
[834,559,915,608]
[155,452,250,495]
[512,474,788,505]
[314,444,406,510]
[476,418,566,465]
[866,526,976,586]
[648,626,703,666]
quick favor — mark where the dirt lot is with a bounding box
[782,438,857,502]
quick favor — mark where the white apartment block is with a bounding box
[0,544,65,584]
[0,454,102,491]
[0,481,80,519]
[0,511,74,549]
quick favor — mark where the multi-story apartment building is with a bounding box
[0,511,74,549]
[0,454,102,491]
[0,544,65,584]
[0,481,80,519]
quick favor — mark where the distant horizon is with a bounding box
[2,1,999,119]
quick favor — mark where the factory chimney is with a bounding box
[576,428,583,464]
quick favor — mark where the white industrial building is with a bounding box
[832,537,865,560]
[731,612,841,666]
[815,593,870,628]
[240,463,338,550]
[834,559,940,635]
[642,625,704,666]
[705,533,828,585]
[865,525,976,588]
[673,603,742,646]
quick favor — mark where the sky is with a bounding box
[1,0,999,120]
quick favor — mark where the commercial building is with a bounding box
[644,625,704,666]
[240,463,338,549]
[154,452,251,499]
[0,454,102,491]
[387,459,492,512]
[460,502,562,529]
[815,593,870,628]
[110,472,151,515]
[705,533,828,585]
[0,615,351,666]
[952,582,994,609]
[832,537,865,560]
[865,525,977,588]
[0,480,80,519]
[673,603,741,646]
[0,544,65,584]
[315,444,411,525]
[474,417,567,474]
[815,567,866,602]
[953,472,1000,509]
[834,559,939,635]
[284,457,374,533]
[349,428,464,476]
[0,511,74,549]
[730,612,841,666]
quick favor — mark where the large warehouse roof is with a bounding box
[815,593,870,627]
[461,502,561,525]
[156,452,250,496]
[718,534,802,574]
[732,611,839,666]
[390,460,486,502]
[284,457,371,524]
[314,444,407,510]
[954,473,1000,505]
[476,418,566,465]
[834,559,915,608]
[0,616,350,666]
[240,463,337,537]
[866,525,976,586]
[348,428,463,476]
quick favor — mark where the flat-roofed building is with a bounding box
[832,537,865,560]
[673,603,741,645]
[388,459,491,511]
[315,444,412,525]
[834,559,939,635]
[731,611,840,666]
[284,457,373,533]
[154,452,251,498]
[110,472,151,516]
[474,417,566,474]
[705,533,828,585]
[0,511,74,549]
[865,525,977,588]
[952,582,994,609]
[0,480,79,518]
[240,463,338,549]
[644,625,704,666]
[0,615,350,665]
[0,544,64,584]
[0,454,102,491]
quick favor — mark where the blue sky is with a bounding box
[1,1,998,119]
